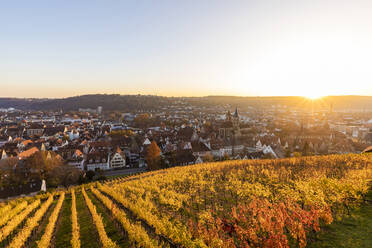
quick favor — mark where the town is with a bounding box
[1,96,371,198]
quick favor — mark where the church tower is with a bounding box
[226,110,232,121]
[232,107,239,129]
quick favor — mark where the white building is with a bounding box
[85,152,110,171]
[110,147,126,168]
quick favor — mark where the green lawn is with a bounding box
[308,190,372,248]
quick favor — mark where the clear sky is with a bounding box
[2,0,372,98]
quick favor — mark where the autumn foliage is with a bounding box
[146,141,161,170]
[0,153,371,247]
[104,153,372,247]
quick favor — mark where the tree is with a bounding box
[223,153,230,161]
[62,135,70,142]
[146,141,161,170]
[86,170,96,181]
[302,142,310,156]
[110,130,134,137]
[0,158,18,187]
[263,153,275,159]
[285,148,291,158]
[203,153,214,162]
[293,152,302,158]
[134,113,150,128]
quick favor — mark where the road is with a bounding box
[103,167,147,177]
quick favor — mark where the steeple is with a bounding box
[234,107,239,118]
[232,107,240,129]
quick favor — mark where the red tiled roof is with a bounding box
[19,147,39,159]
[22,140,33,146]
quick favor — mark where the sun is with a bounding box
[302,91,325,100]
[305,94,323,100]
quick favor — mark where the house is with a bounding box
[18,140,33,151]
[246,151,265,159]
[66,149,84,169]
[178,126,194,140]
[256,140,263,150]
[143,138,151,146]
[174,150,196,166]
[110,147,126,168]
[68,130,80,140]
[44,125,65,137]
[191,141,211,157]
[210,140,224,157]
[6,126,24,137]
[195,156,203,164]
[18,147,39,160]
[262,145,278,158]
[219,144,245,157]
[84,152,110,171]
[26,124,44,137]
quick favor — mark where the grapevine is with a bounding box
[81,187,119,248]
[0,199,41,242]
[36,192,65,247]
[7,195,54,248]
[71,188,80,248]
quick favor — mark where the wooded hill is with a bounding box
[1,94,372,112]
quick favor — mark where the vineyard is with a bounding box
[0,153,371,248]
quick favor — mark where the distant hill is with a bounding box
[0,94,173,112]
[188,95,372,111]
[0,94,372,111]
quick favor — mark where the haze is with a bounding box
[2,0,372,98]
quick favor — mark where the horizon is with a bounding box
[3,0,372,98]
[2,93,372,100]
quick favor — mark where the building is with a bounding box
[219,108,241,139]
[97,106,103,114]
[110,147,126,168]
[84,152,110,171]
[26,124,44,137]
[18,147,39,160]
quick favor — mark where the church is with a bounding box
[219,108,242,140]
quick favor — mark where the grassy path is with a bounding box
[75,190,99,248]
[308,190,372,248]
[54,193,72,248]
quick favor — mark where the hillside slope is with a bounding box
[0,154,371,247]
[308,188,372,248]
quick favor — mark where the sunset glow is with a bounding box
[2,1,372,97]
[1,1,372,247]
[304,94,324,100]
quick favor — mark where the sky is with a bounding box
[2,0,372,98]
